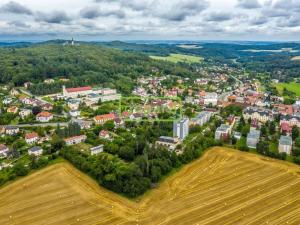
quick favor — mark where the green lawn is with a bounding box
[275,82,300,97]
[150,54,203,64]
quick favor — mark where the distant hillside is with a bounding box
[0,43,196,95]
[0,42,32,47]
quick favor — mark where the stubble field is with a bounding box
[1,147,300,225]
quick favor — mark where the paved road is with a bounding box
[1,122,69,128]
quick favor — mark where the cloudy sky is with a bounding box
[0,0,299,41]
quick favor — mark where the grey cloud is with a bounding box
[156,0,209,21]
[36,11,71,24]
[262,8,290,18]
[237,0,261,9]
[250,16,269,25]
[7,20,30,28]
[94,0,209,21]
[273,0,300,12]
[0,1,32,15]
[80,7,125,19]
[277,15,300,27]
[205,12,233,22]
[94,0,149,11]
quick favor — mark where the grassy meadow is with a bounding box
[275,82,300,96]
[150,53,203,64]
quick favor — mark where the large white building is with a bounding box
[156,136,181,151]
[247,129,261,149]
[90,145,104,155]
[173,118,189,140]
[215,124,231,141]
[64,135,87,146]
[203,92,218,106]
[63,86,93,98]
[63,85,121,102]
[279,136,293,155]
[191,111,212,126]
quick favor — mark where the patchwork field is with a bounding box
[150,53,203,64]
[2,147,300,225]
[275,82,300,96]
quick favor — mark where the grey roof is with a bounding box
[29,146,42,152]
[90,145,104,151]
[247,130,260,140]
[279,136,292,146]
[243,107,272,117]
[216,124,230,132]
[281,114,300,121]
[5,126,18,130]
[158,136,177,144]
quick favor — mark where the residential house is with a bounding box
[280,122,292,134]
[5,126,20,135]
[7,106,19,114]
[114,118,124,127]
[10,89,19,96]
[246,129,261,149]
[28,146,43,156]
[36,112,53,122]
[42,103,53,111]
[243,107,274,123]
[70,110,80,117]
[0,144,9,158]
[67,99,81,110]
[24,82,32,89]
[129,113,144,121]
[94,113,115,125]
[90,145,104,155]
[279,136,293,155]
[215,124,231,141]
[74,120,92,129]
[64,135,87,146]
[99,130,111,140]
[280,115,300,129]
[274,104,294,115]
[25,132,39,145]
[3,98,13,105]
[44,79,55,84]
[19,109,32,119]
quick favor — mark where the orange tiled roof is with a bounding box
[66,86,92,93]
[25,132,38,139]
[95,114,115,121]
[37,111,52,117]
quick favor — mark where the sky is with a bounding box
[0,0,299,41]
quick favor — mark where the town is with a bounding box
[1,66,300,177]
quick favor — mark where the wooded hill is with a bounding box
[0,43,197,95]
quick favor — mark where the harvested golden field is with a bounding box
[2,147,300,225]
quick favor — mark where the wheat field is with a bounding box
[1,147,300,225]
